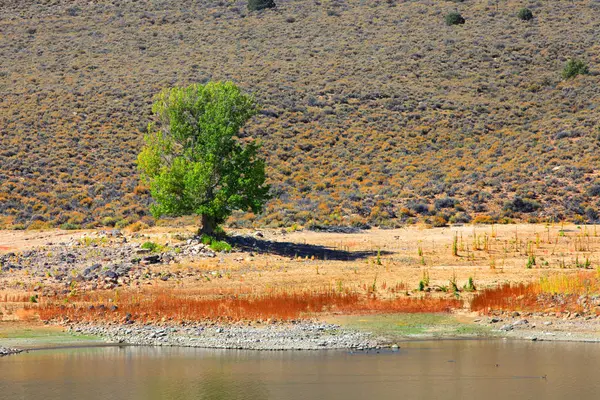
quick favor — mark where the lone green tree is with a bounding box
[137,82,271,235]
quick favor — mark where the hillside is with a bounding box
[1,0,600,229]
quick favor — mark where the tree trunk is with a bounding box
[200,214,216,236]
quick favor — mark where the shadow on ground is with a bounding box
[228,235,392,261]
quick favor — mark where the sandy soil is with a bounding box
[3,223,600,348]
[0,223,595,296]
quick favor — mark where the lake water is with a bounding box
[1,340,599,399]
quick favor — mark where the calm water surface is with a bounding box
[1,340,599,399]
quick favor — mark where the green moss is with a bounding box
[331,314,493,339]
[0,327,101,348]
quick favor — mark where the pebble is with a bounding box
[0,347,22,357]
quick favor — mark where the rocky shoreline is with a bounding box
[67,321,379,351]
[0,347,23,357]
[477,313,600,342]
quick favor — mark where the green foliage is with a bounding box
[200,234,232,252]
[200,234,213,245]
[418,280,425,291]
[101,216,118,227]
[115,220,130,229]
[450,272,459,295]
[445,12,465,26]
[422,270,430,286]
[29,295,38,303]
[526,254,536,269]
[60,223,80,230]
[464,277,476,292]
[504,196,541,214]
[248,0,276,11]
[517,8,533,21]
[562,59,589,80]
[452,234,459,257]
[209,240,232,252]
[141,241,160,252]
[137,82,271,234]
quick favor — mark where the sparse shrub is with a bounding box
[504,197,541,214]
[449,212,471,224]
[526,254,536,269]
[452,234,458,256]
[517,8,533,21]
[431,215,448,227]
[445,12,465,26]
[27,221,51,230]
[248,0,276,11]
[115,220,129,229]
[60,223,80,230]
[209,240,232,252]
[562,59,589,80]
[473,215,495,224]
[587,184,600,197]
[434,197,458,209]
[585,207,598,222]
[464,277,476,292]
[406,200,430,215]
[199,234,232,252]
[141,241,160,252]
[126,221,148,232]
[200,234,213,245]
[101,216,118,227]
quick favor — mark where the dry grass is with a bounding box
[32,288,461,323]
[471,271,600,314]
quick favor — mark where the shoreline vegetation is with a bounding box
[4,223,600,353]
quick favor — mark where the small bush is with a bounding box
[141,241,160,252]
[449,212,471,224]
[27,221,52,230]
[209,240,232,252]
[199,234,232,252]
[60,223,80,230]
[472,215,495,224]
[434,197,458,209]
[504,196,541,214]
[587,184,600,197]
[562,59,589,80]
[431,215,448,227]
[445,12,465,26]
[115,219,130,229]
[101,216,118,227]
[200,234,213,245]
[517,8,533,21]
[248,0,275,11]
[126,221,148,232]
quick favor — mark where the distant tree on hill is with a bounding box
[248,0,276,11]
[445,12,465,26]
[137,82,271,235]
[517,8,534,21]
[562,59,589,80]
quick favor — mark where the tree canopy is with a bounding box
[137,82,271,234]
